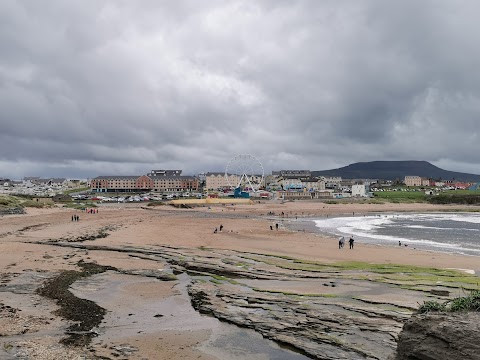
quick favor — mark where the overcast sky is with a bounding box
[1,1,480,179]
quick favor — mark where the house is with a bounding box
[322,176,342,188]
[301,178,326,192]
[313,190,333,199]
[279,190,313,200]
[282,178,303,190]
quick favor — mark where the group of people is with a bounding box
[338,236,355,249]
[86,208,98,214]
[213,224,224,233]
[269,223,279,231]
[71,214,80,222]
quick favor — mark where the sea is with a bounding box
[312,213,480,256]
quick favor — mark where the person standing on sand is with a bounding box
[349,236,354,249]
[214,228,218,234]
[339,236,345,249]
[275,223,279,230]
[220,225,223,232]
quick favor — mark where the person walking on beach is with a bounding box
[275,223,279,230]
[349,236,354,249]
[339,236,345,249]
[213,227,218,234]
[219,224,223,232]
[270,225,273,230]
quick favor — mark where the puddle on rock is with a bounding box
[70,271,310,359]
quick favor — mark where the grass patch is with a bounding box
[373,191,426,203]
[427,194,480,205]
[418,290,480,313]
[0,195,23,207]
[0,195,53,209]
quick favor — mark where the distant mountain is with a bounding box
[311,161,480,182]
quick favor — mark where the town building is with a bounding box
[148,170,182,177]
[322,176,342,189]
[205,172,240,190]
[421,178,431,187]
[404,176,422,187]
[351,184,370,197]
[91,172,198,193]
[205,172,264,191]
[272,170,311,179]
[301,178,326,192]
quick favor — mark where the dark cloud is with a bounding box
[1,0,480,179]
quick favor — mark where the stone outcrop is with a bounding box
[189,281,404,360]
[0,207,25,216]
[393,312,480,360]
[33,241,475,360]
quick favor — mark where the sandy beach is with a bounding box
[1,201,479,359]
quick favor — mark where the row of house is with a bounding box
[1,177,86,196]
[404,176,473,189]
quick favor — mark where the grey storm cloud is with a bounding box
[1,0,480,179]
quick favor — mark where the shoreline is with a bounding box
[283,211,480,260]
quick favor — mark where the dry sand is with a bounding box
[1,201,479,359]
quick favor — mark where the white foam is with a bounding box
[313,213,480,256]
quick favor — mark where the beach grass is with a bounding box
[418,289,480,313]
[0,195,24,208]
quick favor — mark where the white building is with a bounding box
[351,184,369,197]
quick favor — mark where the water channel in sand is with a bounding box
[69,271,310,359]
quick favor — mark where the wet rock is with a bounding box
[430,289,450,296]
[188,281,402,360]
[394,312,480,360]
[118,269,177,281]
[112,344,138,356]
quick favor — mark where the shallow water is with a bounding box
[312,213,480,256]
[70,271,310,359]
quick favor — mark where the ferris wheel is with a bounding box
[225,154,264,192]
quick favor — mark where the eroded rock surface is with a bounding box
[394,312,480,360]
[27,241,475,360]
[189,281,404,360]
